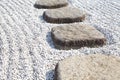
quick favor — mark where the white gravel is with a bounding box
[0,0,120,80]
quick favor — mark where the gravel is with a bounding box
[0,0,120,80]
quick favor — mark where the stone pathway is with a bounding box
[34,0,109,79]
[0,0,119,80]
[34,0,107,49]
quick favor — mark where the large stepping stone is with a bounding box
[34,0,68,9]
[54,54,120,80]
[51,24,106,49]
[43,7,86,23]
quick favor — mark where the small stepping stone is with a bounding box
[43,7,86,23]
[54,54,120,80]
[34,0,68,9]
[51,24,106,49]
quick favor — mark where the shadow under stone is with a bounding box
[46,32,55,49]
[39,15,46,23]
[46,69,55,80]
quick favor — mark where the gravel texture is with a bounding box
[0,0,120,80]
[51,23,106,49]
[55,54,120,80]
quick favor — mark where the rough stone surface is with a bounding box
[51,24,106,49]
[54,54,120,80]
[43,7,86,23]
[34,0,68,9]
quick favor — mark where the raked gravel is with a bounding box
[0,0,120,80]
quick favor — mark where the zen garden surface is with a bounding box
[0,0,120,80]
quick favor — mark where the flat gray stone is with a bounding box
[51,24,106,49]
[34,0,68,9]
[54,54,120,80]
[43,7,86,23]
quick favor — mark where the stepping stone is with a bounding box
[51,24,106,49]
[54,54,120,80]
[34,0,68,9]
[43,7,86,23]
